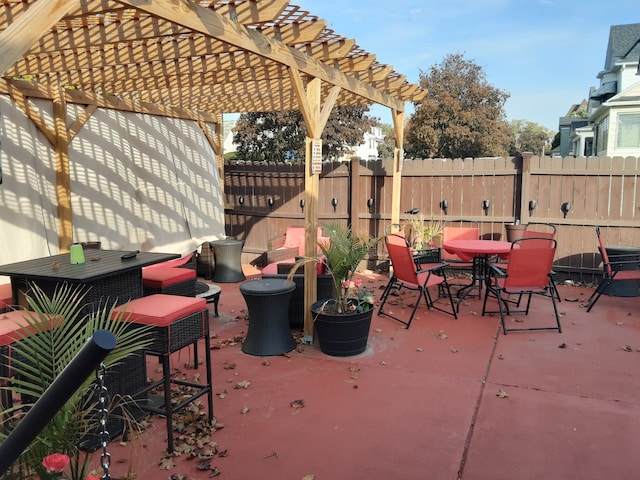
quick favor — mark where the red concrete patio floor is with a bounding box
[100,267,640,480]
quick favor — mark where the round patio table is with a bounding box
[443,240,515,311]
[211,238,246,283]
[240,278,296,356]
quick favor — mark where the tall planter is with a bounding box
[312,300,373,357]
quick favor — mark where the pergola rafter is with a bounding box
[0,0,425,338]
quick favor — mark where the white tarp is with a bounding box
[0,93,225,280]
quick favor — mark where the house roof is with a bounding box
[0,1,425,119]
[604,23,640,71]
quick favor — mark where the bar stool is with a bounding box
[0,310,51,410]
[142,267,197,297]
[113,294,213,454]
[0,284,12,312]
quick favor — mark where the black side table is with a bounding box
[240,278,296,356]
[211,238,246,283]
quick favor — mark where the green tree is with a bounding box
[405,53,513,159]
[509,119,555,156]
[233,105,377,162]
[378,123,395,159]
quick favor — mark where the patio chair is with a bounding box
[496,222,561,302]
[586,226,640,312]
[252,226,329,273]
[378,234,457,328]
[482,237,561,334]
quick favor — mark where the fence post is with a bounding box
[520,152,533,224]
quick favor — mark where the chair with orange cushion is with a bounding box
[378,234,457,328]
[0,310,54,409]
[142,253,197,297]
[482,237,561,334]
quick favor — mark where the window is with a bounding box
[595,116,609,153]
[616,113,640,148]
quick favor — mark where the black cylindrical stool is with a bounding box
[211,238,246,283]
[240,278,296,356]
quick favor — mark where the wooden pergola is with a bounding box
[0,0,425,338]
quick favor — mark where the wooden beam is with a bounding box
[260,19,326,45]
[298,38,355,61]
[215,0,288,25]
[0,78,218,123]
[68,105,97,143]
[0,0,79,76]
[5,83,57,147]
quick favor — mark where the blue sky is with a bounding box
[294,0,638,132]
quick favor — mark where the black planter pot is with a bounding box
[311,299,374,357]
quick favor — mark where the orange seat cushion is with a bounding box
[0,283,12,309]
[113,294,206,327]
[142,267,196,288]
[0,311,42,346]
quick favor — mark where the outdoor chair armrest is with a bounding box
[265,246,299,265]
[485,262,507,278]
[268,236,287,250]
[416,262,449,275]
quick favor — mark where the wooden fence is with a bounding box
[223,154,640,283]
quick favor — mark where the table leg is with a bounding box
[453,256,485,312]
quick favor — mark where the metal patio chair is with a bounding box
[378,234,457,328]
[586,226,640,312]
[482,237,561,334]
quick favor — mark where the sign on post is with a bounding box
[311,139,322,174]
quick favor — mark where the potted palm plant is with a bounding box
[405,212,444,262]
[289,222,380,357]
[0,284,152,480]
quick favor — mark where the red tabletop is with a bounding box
[444,239,515,257]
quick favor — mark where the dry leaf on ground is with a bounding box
[496,389,509,398]
[290,399,305,408]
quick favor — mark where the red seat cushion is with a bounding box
[0,311,45,346]
[113,294,206,327]
[142,267,196,288]
[0,283,12,309]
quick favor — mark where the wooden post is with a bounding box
[391,108,405,228]
[290,69,340,340]
[53,85,72,252]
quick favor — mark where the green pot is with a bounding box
[312,299,374,357]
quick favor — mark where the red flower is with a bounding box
[85,475,100,480]
[42,453,70,473]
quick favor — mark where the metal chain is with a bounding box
[96,362,111,480]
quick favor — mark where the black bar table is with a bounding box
[0,249,179,316]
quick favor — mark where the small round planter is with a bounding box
[505,223,526,242]
[312,299,374,357]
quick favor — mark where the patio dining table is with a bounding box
[0,249,179,315]
[443,239,515,311]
